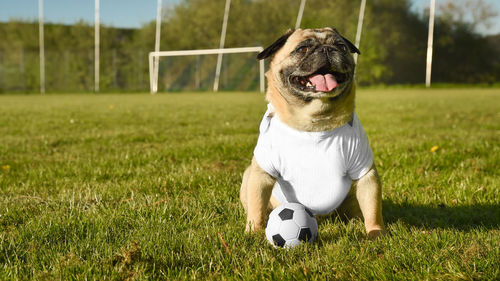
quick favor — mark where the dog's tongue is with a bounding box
[309,73,338,92]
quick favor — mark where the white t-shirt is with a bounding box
[254,104,374,215]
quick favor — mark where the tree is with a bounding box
[438,0,498,33]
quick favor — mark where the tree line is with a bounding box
[0,0,498,93]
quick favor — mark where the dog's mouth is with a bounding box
[290,66,349,93]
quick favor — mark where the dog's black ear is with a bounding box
[340,34,361,55]
[257,29,295,60]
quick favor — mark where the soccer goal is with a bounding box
[148,47,265,94]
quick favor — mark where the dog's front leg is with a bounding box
[240,157,276,232]
[354,164,386,238]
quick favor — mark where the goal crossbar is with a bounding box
[149,47,265,93]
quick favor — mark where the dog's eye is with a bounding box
[297,46,309,54]
[337,43,348,52]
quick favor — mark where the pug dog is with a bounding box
[240,27,385,239]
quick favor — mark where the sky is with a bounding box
[1,0,499,35]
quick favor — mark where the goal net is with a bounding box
[148,47,265,93]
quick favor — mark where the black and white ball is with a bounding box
[265,202,318,248]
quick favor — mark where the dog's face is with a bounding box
[258,28,360,102]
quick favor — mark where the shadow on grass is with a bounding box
[383,200,500,230]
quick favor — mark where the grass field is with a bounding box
[0,89,499,280]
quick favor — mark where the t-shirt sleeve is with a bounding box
[343,116,374,180]
[253,133,280,178]
[253,107,280,178]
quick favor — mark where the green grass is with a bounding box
[0,89,499,280]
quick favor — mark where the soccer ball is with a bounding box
[265,202,318,248]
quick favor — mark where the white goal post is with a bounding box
[149,47,265,94]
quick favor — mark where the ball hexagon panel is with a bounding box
[292,210,311,227]
[285,238,302,248]
[278,219,300,240]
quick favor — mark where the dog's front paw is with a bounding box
[367,228,386,239]
[245,220,263,233]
